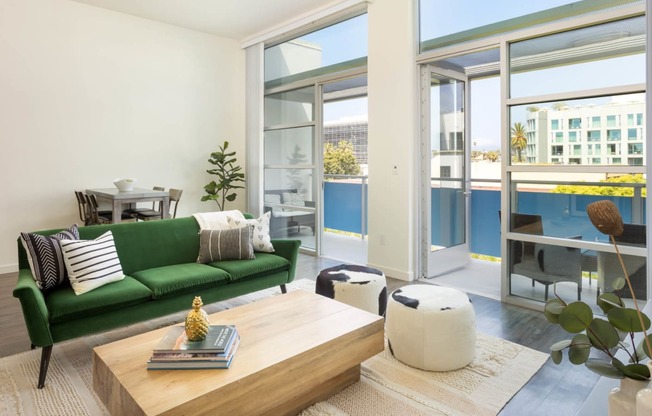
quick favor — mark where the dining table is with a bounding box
[86,187,170,224]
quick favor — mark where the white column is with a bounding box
[245,43,264,216]
[367,0,418,281]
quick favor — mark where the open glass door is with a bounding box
[421,66,471,277]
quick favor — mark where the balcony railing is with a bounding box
[324,178,646,258]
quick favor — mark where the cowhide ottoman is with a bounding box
[316,264,387,316]
[386,284,476,371]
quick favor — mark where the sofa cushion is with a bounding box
[76,217,202,275]
[209,253,290,281]
[131,263,230,299]
[46,276,152,323]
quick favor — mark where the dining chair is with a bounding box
[85,193,136,224]
[75,191,91,225]
[123,186,165,219]
[134,188,182,221]
[84,194,112,225]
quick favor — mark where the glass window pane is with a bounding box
[510,172,646,240]
[264,14,367,85]
[263,168,315,245]
[591,116,601,128]
[264,127,314,166]
[418,0,634,51]
[264,87,315,127]
[510,17,645,98]
[510,93,645,166]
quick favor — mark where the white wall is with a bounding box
[366,0,418,281]
[0,0,245,272]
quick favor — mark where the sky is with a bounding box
[295,1,645,151]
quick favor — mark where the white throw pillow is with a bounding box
[59,231,125,295]
[227,212,274,253]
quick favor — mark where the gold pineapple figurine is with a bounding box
[185,296,209,342]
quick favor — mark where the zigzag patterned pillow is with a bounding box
[20,225,80,291]
[59,231,125,295]
[227,212,274,253]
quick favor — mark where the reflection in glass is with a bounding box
[510,16,646,98]
[509,240,583,302]
[263,168,315,249]
[430,74,465,251]
[264,127,314,166]
[264,87,315,127]
[420,0,584,50]
[597,223,647,300]
[509,171,646,241]
[264,14,367,84]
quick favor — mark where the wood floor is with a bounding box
[1,254,599,416]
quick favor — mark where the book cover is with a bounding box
[153,325,237,353]
[147,336,240,370]
[150,336,241,362]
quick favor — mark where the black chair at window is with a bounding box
[597,223,647,301]
[506,212,583,301]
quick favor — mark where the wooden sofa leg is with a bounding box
[280,284,287,294]
[37,345,53,389]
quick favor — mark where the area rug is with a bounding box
[0,279,547,416]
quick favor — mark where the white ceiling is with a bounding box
[70,0,338,41]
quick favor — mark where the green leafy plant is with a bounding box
[545,290,651,380]
[545,200,652,380]
[201,141,245,211]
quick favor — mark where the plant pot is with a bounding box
[609,377,647,416]
[636,362,652,415]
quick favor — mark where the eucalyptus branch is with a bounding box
[610,234,652,358]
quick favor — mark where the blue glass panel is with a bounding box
[324,182,367,234]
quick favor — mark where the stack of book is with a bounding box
[147,324,239,370]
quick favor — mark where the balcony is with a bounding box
[315,177,647,306]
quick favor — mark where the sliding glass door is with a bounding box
[421,65,471,277]
[263,87,318,250]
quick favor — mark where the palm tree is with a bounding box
[511,122,527,163]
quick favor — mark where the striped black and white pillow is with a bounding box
[20,224,80,291]
[197,225,255,263]
[60,231,125,295]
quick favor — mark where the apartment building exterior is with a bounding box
[525,97,645,165]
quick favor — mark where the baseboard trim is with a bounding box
[366,263,414,282]
[0,263,18,275]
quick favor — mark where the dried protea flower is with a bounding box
[586,200,624,237]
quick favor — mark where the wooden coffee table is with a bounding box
[93,289,384,415]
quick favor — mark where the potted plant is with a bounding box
[544,200,651,414]
[201,141,245,211]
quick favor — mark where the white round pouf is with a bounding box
[386,284,476,371]
[316,264,387,316]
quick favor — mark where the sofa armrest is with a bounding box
[13,270,53,347]
[270,239,301,283]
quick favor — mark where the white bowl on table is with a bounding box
[113,178,136,192]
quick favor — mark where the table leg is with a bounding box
[161,197,170,219]
[112,200,122,224]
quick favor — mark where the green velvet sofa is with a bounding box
[13,216,301,388]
